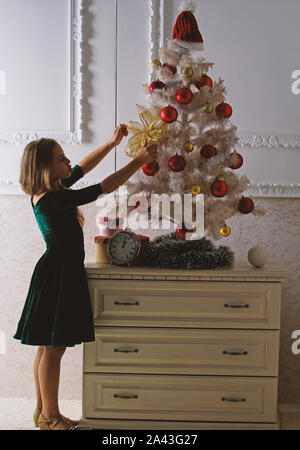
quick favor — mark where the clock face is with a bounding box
[107,231,140,264]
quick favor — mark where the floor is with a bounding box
[0,397,82,430]
[0,398,300,430]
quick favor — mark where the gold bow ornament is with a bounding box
[125,110,169,158]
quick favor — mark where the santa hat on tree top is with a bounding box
[172,0,204,51]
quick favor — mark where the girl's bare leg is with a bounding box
[33,346,44,411]
[38,345,66,419]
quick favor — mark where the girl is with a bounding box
[13,125,158,430]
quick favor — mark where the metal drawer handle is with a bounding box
[114,348,139,353]
[221,397,246,403]
[224,303,249,309]
[223,350,248,356]
[113,394,138,399]
[114,300,140,306]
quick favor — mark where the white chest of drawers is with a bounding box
[79,260,287,430]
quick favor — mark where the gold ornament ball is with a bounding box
[184,142,194,153]
[190,185,201,195]
[152,59,161,67]
[217,175,225,181]
[183,66,193,78]
[203,102,214,113]
[220,224,231,237]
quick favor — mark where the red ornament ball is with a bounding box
[160,105,178,123]
[216,102,232,118]
[238,196,254,214]
[211,179,228,198]
[200,144,217,159]
[176,228,186,240]
[194,75,213,90]
[148,80,166,94]
[176,87,193,105]
[229,152,243,169]
[142,161,159,176]
[176,227,194,240]
[168,154,186,172]
[162,63,177,75]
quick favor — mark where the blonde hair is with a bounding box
[19,138,84,228]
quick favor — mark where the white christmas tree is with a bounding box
[123,1,265,241]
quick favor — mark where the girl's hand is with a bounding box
[109,124,128,147]
[135,139,158,165]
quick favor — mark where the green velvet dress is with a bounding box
[13,165,102,347]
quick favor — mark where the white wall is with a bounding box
[0,0,118,183]
[0,0,151,187]
[1,0,300,191]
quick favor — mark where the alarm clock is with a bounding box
[106,228,141,266]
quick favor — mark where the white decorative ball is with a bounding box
[248,245,269,268]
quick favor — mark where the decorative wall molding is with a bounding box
[238,134,300,149]
[244,184,300,198]
[0,181,23,195]
[149,0,162,84]
[1,179,300,198]
[0,0,83,145]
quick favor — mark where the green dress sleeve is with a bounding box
[49,183,103,210]
[61,164,84,188]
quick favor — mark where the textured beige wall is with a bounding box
[1,195,299,403]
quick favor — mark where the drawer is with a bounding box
[83,328,279,376]
[82,373,278,423]
[88,280,281,329]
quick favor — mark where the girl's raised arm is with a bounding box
[51,141,158,210]
[77,124,128,175]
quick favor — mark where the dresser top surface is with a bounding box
[84,259,288,282]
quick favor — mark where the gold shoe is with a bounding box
[34,409,78,428]
[33,408,41,428]
[60,414,79,428]
[38,413,75,430]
